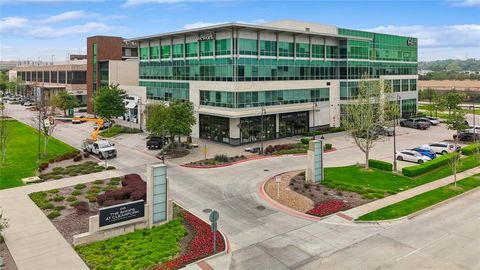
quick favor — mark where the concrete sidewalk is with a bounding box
[0,170,125,270]
[344,166,480,219]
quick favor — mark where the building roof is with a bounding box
[128,21,372,42]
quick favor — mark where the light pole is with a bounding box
[470,104,476,143]
[312,102,317,140]
[393,95,401,172]
[260,106,266,155]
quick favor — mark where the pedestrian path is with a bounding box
[344,166,480,219]
[0,170,125,270]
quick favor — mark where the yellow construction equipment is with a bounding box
[72,117,104,141]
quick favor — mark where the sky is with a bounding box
[1,0,479,62]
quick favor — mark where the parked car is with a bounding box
[422,142,460,155]
[146,136,169,150]
[374,125,394,136]
[396,150,432,164]
[399,118,429,130]
[22,101,33,106]
[415,118,432,127]
[422,117,440,126]
[72,116,86,124]
[245,146,261,153]
[455,130,480,142]
[93,120,112,130]
[411,147,437,159]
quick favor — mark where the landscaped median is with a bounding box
[98,124,142,138]
[357,173,480,221]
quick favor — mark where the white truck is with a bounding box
[81,139,117,159]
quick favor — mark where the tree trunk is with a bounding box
[64,108,67,117]
[365,151,369,169]
[44,134,48,157]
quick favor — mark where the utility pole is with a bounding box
[37,87,42,161]
[260,106,266,155]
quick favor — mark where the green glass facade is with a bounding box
[141,81,189,101]
[401,98,417,117]
[199,88,329,108]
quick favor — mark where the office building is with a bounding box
[125,20,418,145]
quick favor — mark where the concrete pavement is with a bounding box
[0,170,124,270]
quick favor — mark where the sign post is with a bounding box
[275,176,282,199]
[209,210,219,254]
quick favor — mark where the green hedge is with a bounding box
[402,152,458,177]
[368,159,393,171]
[301,137,311,145]
[461,143,480,155]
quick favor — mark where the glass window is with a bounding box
[140,47,148,60]
[199,114,230,144]
[161,45,171,59]
[393,79,401,92]
[260,40,276,56]
[296,43,310,58]
[215,39,231,56]
[401,79,409,92]
[312,44,324,58]
[172,44,184,58]
[239,39,257,55]
[279,42,294,57]
[185,42,197,57]
[199,40,213,56]
[410,79,417,91]
[150,46,159,59]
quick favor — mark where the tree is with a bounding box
[53,90,79,117]
[0,102,11,164]
[32,100,57,158]
[445,109,468,187]
[146,103,169,137]
[93,84,127,121]
[167,100,196,144]
[442,91,464,116]
[422,88,437,117]
[342,79,399,169]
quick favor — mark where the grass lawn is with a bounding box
[99,125,141,138]
[75,217,187,270]
[357,174,480,221]
[0,120,76,189]
[322,155,480,199]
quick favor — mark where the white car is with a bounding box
[422,142,459,155]
[424,117,440,126]
[396,150,431,164]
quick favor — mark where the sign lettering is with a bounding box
[407,38,417,46]
[197,32,215,41]
[99,200,145,227]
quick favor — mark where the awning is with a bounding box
[126,102,137,109]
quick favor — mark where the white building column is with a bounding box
[229,118,240,145]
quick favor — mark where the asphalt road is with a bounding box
[6,104,480,269]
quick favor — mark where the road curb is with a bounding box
[354,185,480,224]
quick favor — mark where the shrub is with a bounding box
[363,194,375,199]
[53,195,65,202]
[40,203,54,210]
[306,200,347,217]
[74,183,86,190]
[47,211,61,219]
[368,159,393,171]
[73,155,83,162]
[54,205,66,211]
[301,137,311,145]
[324,143,333,150]
[38,162,49,172]
[66,196,77,202]
[271,148,307,155]
[461,143,480,156]
[86,194,97,203]
[48,189,60,194]
[102,200,122,207]
[402,152,458,177]
[75,201,89,214]
[83,151,90,158]
[264,145,275,154]
[213,154,229,163]
[52,175,63,180]
[71,190,82,196]
[106,166,116,170]
[69,201,79,207]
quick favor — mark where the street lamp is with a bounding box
[470,104,476,143]
[260,106,266,155]
[393,95,402,172]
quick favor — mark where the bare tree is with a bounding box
[342,78,399,169]
[446,109,468,187]
[0,102,12,165]
[31,98,57,158]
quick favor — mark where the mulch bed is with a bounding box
[289,172,371,217]
[0,241,18,270]
[186,155,247,167]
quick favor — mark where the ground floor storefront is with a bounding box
[199,111,313,145]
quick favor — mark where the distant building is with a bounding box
[14,60,87,104]
[0,61,18,72]
[418,80,480,92]
[70,54,87,61]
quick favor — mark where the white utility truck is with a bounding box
[82,139,117,159]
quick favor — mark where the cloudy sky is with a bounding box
[1,0,479,61]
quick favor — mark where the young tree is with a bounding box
[422,88,437,116]
[443,91,464,116]
[342,79,399,169]
[53,90,79,117]
[0,103,11,164]
[445,109,468,187]
[146,103,169,137]
[167,100,196,145]
[93,84,127,122]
